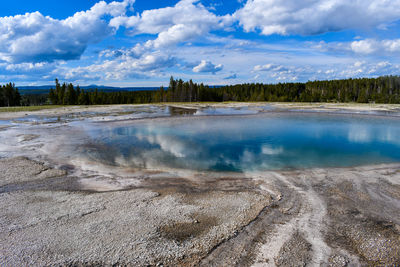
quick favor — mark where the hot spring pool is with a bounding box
[79,112,400,172]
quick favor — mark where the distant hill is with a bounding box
[17,85,160,95]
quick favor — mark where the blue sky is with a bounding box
[0,0,400,87]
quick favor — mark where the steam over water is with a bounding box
[80,113,400,172]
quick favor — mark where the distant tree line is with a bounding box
[2,75,400,106]
[161,76,400,103]
[48,76,400,105]
[48,79,155,105]
[0,83,21,107]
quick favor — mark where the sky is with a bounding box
[0,0,400,87]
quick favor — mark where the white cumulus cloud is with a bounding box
[351,39,378,54]
[193,60,223,74]
[0,0,134,63]
[112,0,232,49]
[60,51,176,82]
[351,39,400,54]
[315,39,400,55]
[235,0,400,35]
[253,64,287,72]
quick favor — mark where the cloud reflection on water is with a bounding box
[77,114,400,172]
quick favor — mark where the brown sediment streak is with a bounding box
[199,181,299,267]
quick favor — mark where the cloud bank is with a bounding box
[235,0,400,35]
[1,0,400,85]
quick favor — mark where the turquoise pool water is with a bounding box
[82,113,400,172]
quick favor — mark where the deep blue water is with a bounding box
[82,113,400,172]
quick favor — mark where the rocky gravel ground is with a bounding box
[1,156,399,266]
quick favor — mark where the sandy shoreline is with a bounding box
[0,104,399,266]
